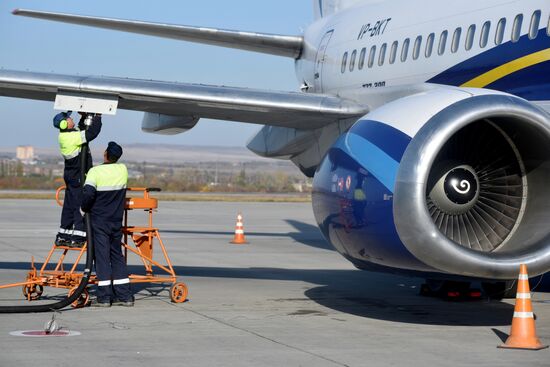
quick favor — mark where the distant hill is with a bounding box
[0,144,278,164]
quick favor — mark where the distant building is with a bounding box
[16,146,34,161]
[0,159,18,177]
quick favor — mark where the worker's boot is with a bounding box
[90,299,111,308]
[112,297,134,307]
[68,237,86,248]
[55,235,70,247]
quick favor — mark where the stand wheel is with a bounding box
[170,282,188,303]
[68,287,90,308]
[22,284,43,301]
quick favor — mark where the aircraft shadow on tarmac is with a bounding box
[0,261,527,327]
[162,219,334,251]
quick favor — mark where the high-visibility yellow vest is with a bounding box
[58,130,87,160]
[85,163,128,191]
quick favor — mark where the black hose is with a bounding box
[0,118,94,313]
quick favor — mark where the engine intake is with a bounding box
[395,94,550,279]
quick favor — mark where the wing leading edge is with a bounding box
[0,69,367,129]
[12,9,303,59]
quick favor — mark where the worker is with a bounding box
[82,141,133,307]
[53,111,102,248]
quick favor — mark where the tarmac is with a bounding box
[0,199,548,366]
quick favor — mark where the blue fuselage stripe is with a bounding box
[337,132,400,192]
[350,120,412,162]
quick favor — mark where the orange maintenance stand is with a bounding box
[0,187,188,307]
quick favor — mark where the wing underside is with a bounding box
[0,69,367,129]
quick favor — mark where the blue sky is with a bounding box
[0,1,312,148]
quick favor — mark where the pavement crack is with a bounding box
[165,301,349,367]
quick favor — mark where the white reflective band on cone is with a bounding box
[98,280,111,287]
[513,311,534,318]
[518,274,529,280]
[113,278,130,285]
[235,230,244,234]
[516,292,531,299]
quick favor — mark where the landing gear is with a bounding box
[481,281,517,300]
[420,280,481,301]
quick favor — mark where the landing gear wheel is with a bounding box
[68,287,90,308]
[22,284,43,301]
[170,282,188,303]
[420,280,471,300]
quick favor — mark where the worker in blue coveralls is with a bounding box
[82,142,133,307]
[53,111,102,248]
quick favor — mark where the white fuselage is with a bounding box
[297,0,550,112]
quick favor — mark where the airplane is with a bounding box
[1,0,549,298]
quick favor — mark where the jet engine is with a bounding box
[312,88,550,279]
[141,112,199,135]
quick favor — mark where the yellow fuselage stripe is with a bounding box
[461,48,550,88]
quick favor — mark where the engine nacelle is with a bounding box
[312,88,550,279]
[141,112,199,135]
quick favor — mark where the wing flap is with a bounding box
[12,9,303,59]
[0,69,367,129]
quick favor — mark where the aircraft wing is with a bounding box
[12,9,303,59]
[0,69,367,129]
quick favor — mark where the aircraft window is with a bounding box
[495,18,506,45]
[378,43,387,66]
[341,52,348,74]
[425,33,435,57]
[438,30,448,55]
[480,21,490,48]
[368,45,376,68]
[512,14,523,42]
[349,49,357,72]
[401,38,410,62]
[465,24,476,50]
[389,41,398,64]
[451,28,461,53]
[413,36,422,60]
[529,10,541,40]
[358,47,366,70]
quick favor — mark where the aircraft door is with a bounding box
[313,30,334,92]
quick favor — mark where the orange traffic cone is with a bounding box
[230,213,249,244]
[499,264,548,350]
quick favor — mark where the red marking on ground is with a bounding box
[22,330,70,336]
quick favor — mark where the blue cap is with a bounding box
[106,141,123,161]
[53,111,72,130]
